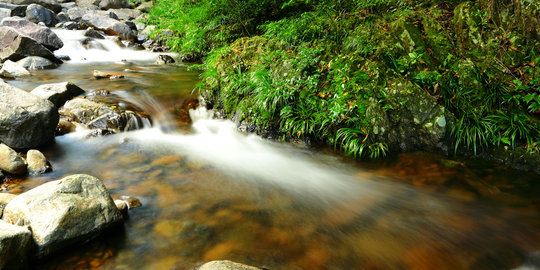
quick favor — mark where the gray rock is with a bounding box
[59,2,76,10]
[155,54,175,65]
[76,0,99,9]
[2,174,123,258]
[0,60,30,78]
[26,149,51,175]
[135,22,144,31]
[0,26,61,63]
[60,98,147,133]
[56,11,68,22]
[0,3,27,17]
[108,8,140,20]
[80,12,133,40]
[17,56,58,70]
[199,261,262,270]
[0,81,59,149]
[8,0,61,13]
[63,21,77,29]
[1,16,64,51]
[0,221,32,270]
[66,7,85,21]
[30,81,85,107]
[0,143,26,175]
[25,3,56,26]
[83,27,104,39]
[98,0,127,10]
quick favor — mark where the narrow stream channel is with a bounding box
[4,30,540,270]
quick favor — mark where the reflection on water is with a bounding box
[2,33,539,270]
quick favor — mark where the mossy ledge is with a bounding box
[147,0,540,170]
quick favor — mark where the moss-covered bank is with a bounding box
[147,0,540,170]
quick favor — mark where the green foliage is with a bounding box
[152,0,540,159]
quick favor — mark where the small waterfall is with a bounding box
[112,90,175,132]
[52,29,174,63]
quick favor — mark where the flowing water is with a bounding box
[3,30,540,270]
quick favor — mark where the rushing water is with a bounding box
[3,30,540,270]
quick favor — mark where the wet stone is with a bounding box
[119,195,142,209]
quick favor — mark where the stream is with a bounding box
[4,30,540,270]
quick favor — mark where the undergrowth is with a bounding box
[148,0,540,159]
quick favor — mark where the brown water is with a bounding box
[3,40,540,270]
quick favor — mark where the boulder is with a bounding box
[80,12,134,40]
[16,55,58,70]
[60,98,147,133]
[30,81,85,107]
[25,3,56,26]
[99,0,127,10]
[55,11,68,22]
[7,0,61,13]
[75,0,99,9]
[1,16,64,51]
[59,2,76,10]
[0,221,32,269]
[155,54,175,65]
[0,81,59,149]
[66,7,85,21]
[199,261,262,270]
[0,144,26,175]
[135,1,152,13]
[2,174,123,257]
[0,3,27,17]
[0,26,61,63]
[108,8,140,20]
[26,149,51,175]
[0,60,30,78]
[83,27,104,39]
[62,21,77,30]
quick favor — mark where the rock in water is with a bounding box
[25,3,57,26]
[26,149,51,175]
[0,26,61,63]
[1,16,64,51]
[0,143,26,175]
[199,260,262,270]
[0,81,59,149]
[16,56,58,70]
[0,60,30,78]
[80,13,134,40]
[155,54,175,65]
[30,81,85,107]
[2,174,123,258]
[0,221,32,270]
[83,27,104,39]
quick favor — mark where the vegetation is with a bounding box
[147,0,540,159]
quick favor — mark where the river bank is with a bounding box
[147,0,540,173]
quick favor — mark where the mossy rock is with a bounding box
[454,1,484,51]
[373,69,452,152]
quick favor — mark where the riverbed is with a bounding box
[4,30,540,270]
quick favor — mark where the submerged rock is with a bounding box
[199,260,262,270]
[26,149,51,175]
[93,69,126,79]
[0,26,61,63]
[31,81,85,107]
[0,60,30,78]
[1,16,64,51]
[0,143,26,175]
[2,174,123,258]
[0,81,59,149]
[16,56,58,70]
[0,220,32,270]
[59,98,149,133]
